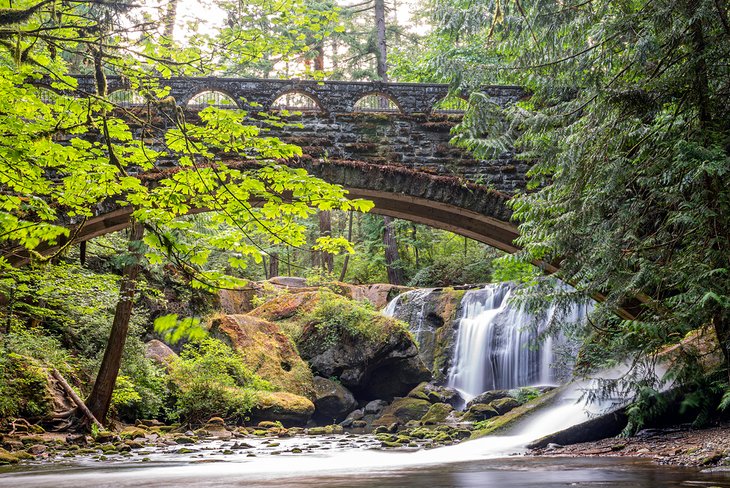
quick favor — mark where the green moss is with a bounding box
[373,398,431,426]
[470,388,560,439]
[0,353,52,419]
[420,403,453,425]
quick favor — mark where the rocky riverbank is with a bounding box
[530,422,730,470]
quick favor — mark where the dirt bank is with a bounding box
[530,422,730,470]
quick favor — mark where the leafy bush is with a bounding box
[0,352,52,419]
[167,338,272,424]
[303,291,410,346]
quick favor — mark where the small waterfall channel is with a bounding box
[385,282,590,402]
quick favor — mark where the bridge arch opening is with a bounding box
[432,95,469,114]
[271,91,322,112]
[108,89,146,107]
[354,93,401,113]
[187,90,239,109]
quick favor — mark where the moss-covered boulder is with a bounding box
[420,403,454,425]
[254,291,431,400]
[407,382,461,406]
[249,391,315,427]
[144,340,177,368]
[490,397,521,415]
[466,390,512,409]
[373,397,432,427]
[211,314,314,398]
[462,403,500,422]
[0,353,52,420]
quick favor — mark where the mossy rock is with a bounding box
[490,397,521,415]
[174,436,196,444]
[420,402,454,425]
[466,390,512,409]
[0,448,20,464]
[372,398,431,427]
[120,427,148,440]
[462,403,499,422]
[250,391,315,426]
[470,388,561,440]
[211,315,315,399]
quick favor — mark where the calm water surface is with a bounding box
[1,456,729,488]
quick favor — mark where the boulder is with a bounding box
[249,391,315,427]
[211,315,314,398]
[312,376,358,423]
[462,403,500,422]
[144,340,176,367]
[364,399,389,415]
[294,293,431,399]
[420,403,454,425]
[372,397,432,427]
[465,390,512,409]
[407,383,462,407]
[490,397,521,415]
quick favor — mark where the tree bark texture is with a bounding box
[319,210,334,273]
[85,221,144,423]
[383,216,403,285]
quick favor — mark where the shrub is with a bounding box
[167,338,272,424]
[0,352,52,420]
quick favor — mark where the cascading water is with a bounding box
[446,282,589,401]
[383,288,435,348]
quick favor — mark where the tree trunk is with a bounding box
[383,216,403,285]
[713,314,730,384]
[163,0,178,40]
[374,0,388,82]
[319,211,334,273]
[269,252,279,278]
[85,221,144,423]
[339,211,354,282]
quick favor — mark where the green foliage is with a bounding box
[153,314,207,345]
[398,0,730,419]
[303,291,411,346]
[167,337,272,424]
[509,386,540,405]
[0,352,51,420]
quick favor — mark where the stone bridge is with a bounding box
[10,76,528,265]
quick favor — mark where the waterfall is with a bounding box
[447,283,588,401]
[383,288,435,348]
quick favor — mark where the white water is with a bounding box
[447,283,589,401]
[383,288,435,347]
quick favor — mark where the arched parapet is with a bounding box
[432,95,469,114]
[186,90,240,109]
[353,92,402,113]
[269,88,324,112]
[108,89,146,107]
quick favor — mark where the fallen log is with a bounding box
[51,369,104,431]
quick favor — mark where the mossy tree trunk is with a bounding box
[85,221,144,423]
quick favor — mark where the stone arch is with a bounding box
[187,90,240,109]
[432,95,469,114]
[270,90,322,112]
[353,92,401,113]
[108,89,146,107]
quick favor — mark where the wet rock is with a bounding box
[312,376,358,423]
[351,420,367,428]
[420,402,454,425]
[120,427,148,440]
[373,397,432,427]
[407,383,461,407]
[0,448,20,464]
[174,436,196,444]
[462,403,499,422]
[465,390,512,409]
[249,391,315,426]
[490,397,521,415]
[94,431,117,443]
[137,419,165,428]
[364,400,388,415]
[26,444,47,455]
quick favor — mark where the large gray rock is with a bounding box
[297,318,431,400]
[144,340,176,367]
[466,390,512,410]
[312,376,358,423]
